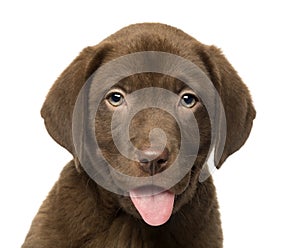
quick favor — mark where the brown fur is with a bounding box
[22,23,255,248]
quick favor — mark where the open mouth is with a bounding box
[129,185,175,226]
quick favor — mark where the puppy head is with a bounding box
[41,23,255,226]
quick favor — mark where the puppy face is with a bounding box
[93,73,211,225]
[41,23,256,227]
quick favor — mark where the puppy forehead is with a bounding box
[115,73,187,93]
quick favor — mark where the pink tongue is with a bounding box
[129,188,175,226]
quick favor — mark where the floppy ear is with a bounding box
[198,45,256,168]
[41,44,110,155]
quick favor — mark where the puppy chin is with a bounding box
[116,171,192,221]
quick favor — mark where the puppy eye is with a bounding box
[107,92,124,107]
[180,94,198,108]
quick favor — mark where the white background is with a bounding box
[1,0,299,247]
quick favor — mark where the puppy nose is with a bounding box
[137,148,169,175]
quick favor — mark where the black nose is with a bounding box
[137,147,169,175]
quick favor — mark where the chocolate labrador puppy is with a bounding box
[22,23,255,248]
